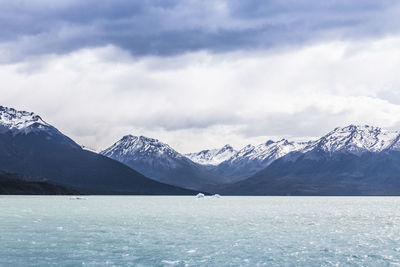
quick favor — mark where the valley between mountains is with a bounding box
[2,105,400,195]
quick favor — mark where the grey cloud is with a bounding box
[121,105,351,139]
[238,107,351,138]
[0,0,400,61]
[125,110,242,132]
[377,90,400,105]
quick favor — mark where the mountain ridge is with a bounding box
[209,139,310,182]
[0,105,197,195]
[101,135,230,190]
[185,144,237,166]
[3,104,400,195]
[221,125,400,195]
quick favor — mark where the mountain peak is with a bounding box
[309,125,400,154]
[185,144,237,166]
[138,135,159,142]
[0,105,51,134]
[0,105,80,149]
[333,124,379,132]
[214,138,309,181]
[122,134,136,139]
[265,140,275,146]
[101,134,182,162]
[221,144,233,150]
[101,135,226,189]
[231,138,306,163]
[118,135,162,146]
[278,138,290,144]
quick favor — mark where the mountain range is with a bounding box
[221,125,400,195]
[0,106,196,195]
[185,145,237,166]
[2,105,400,195]
[210,139,310,182]
[100,135,229,190]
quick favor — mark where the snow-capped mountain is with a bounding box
[185,144,237,166]
[101,135,186,165]
[4,106,400,196]
[223,125,400,196]
[190,125,400,183]
[0,106,55,134]
[302,125,400,155]
[230,139,308,164]
[0,106,51,134]
[0,105,195,195]
[101,135,228,190]
[214,139,310,181]
[0,105,80,148]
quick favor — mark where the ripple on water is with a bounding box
[0,196,400,266]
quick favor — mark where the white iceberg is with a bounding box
[212,194,221,198]
[196,193,205,198]
[69,196,87,200]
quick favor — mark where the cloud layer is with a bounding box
[1,1,400,152]
[2,36,400,152]
[1,0,400,61]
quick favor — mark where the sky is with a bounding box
[1,0,400,153]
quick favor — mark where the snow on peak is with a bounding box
[0,106,51,134]
[306,125,400,154]
[0,105,80,149]
[227,138,308,165]
[185,144,237,165]
[101,135,184,162]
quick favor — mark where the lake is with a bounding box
[1,196,400,266]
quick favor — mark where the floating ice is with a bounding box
[161,260,180,265]
[69,197,87,200]
[213,194,221,198]
[196,193,205,198]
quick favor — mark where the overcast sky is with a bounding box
[1,0,400,153]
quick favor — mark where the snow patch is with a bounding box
[101,135,185,165]
[302,125,400,155]
[223,139,310,168]
[0,106,51,134]
[185,144,237,165]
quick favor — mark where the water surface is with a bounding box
[1,196,400,266]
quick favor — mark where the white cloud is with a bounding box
[1,36,400,153]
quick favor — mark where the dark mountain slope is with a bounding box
[221,125,400,195]
[222,150,400,196]
[101,135,229,190]
[0,106,197,195]
[0,170,81,195]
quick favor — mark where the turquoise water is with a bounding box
[1,196,400,266]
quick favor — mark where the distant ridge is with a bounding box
[221,125,400,195]
[101,135,230,190]
[211,139,310,182]
[0,105,197,195]
[3,104,400,195]
[185,144,237,166]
